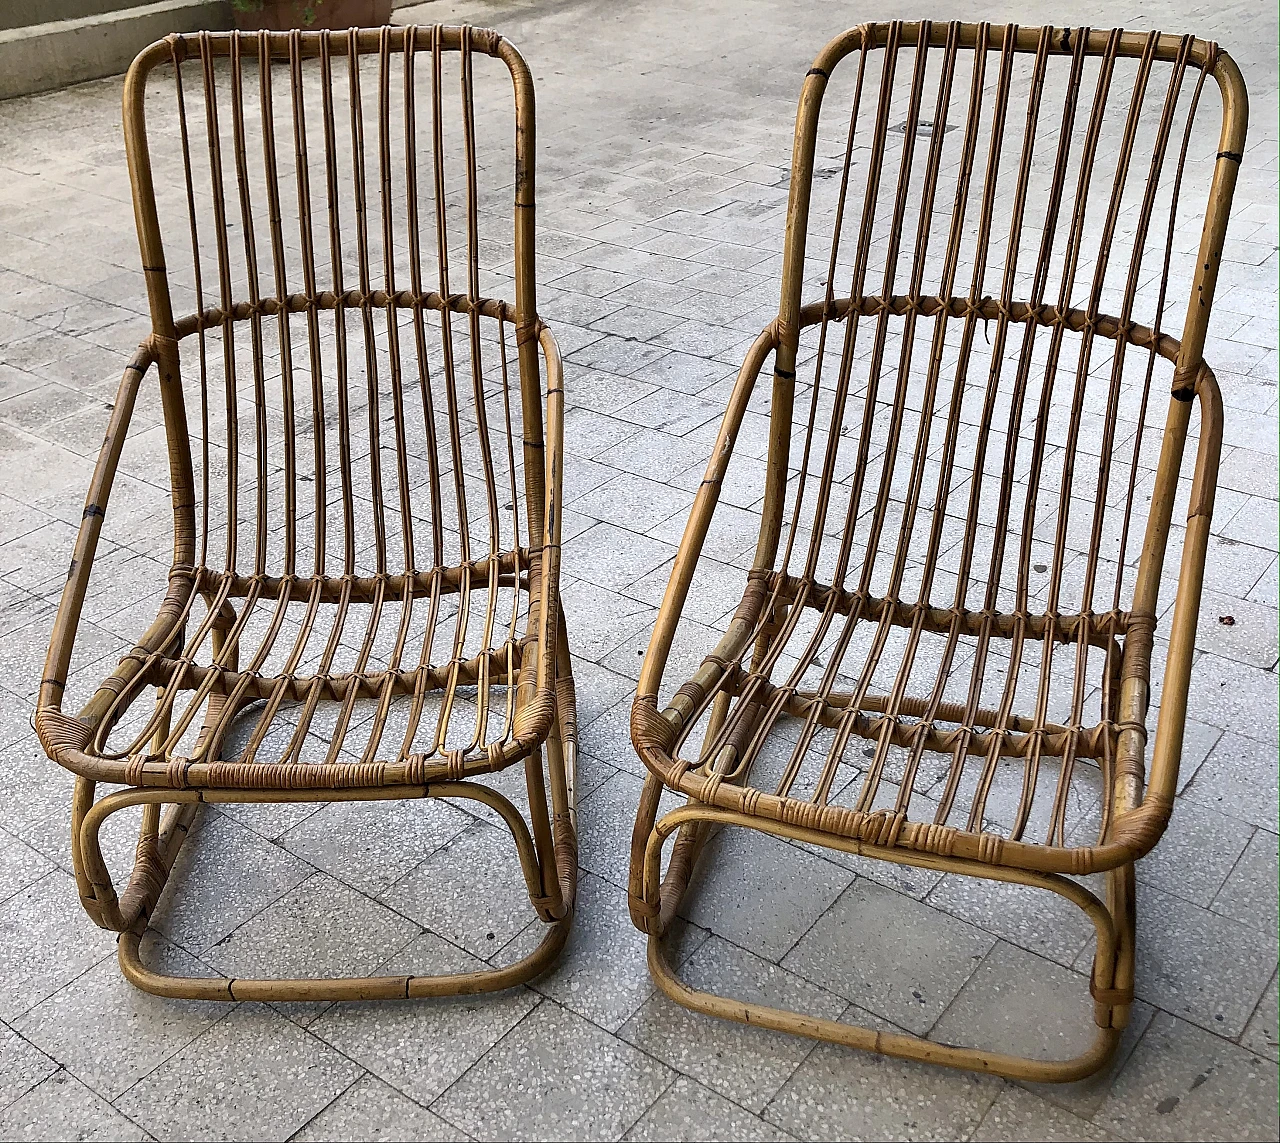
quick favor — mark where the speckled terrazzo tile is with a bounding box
[12,932,226,1100]
[0,1022,57,1110]
[0,872,112,1022]
[924,873,1095,968]
[309,931,539,1107]
[293,1075,466,1142]
[575,770,683,887]
[1239,972,1278,1062]
[0,826,53,904]
[1016,1000,1157,1120]
[1210,828,1279,935]
[1135,798,1253,908]
[677,827,852,962]
[1092,1011,1279,1142]
[433,1000,673,1141]
[203,873,420,984]
[970,1084,1121,1142]
[114,1003,359,1142]
[380,821,539,958]
[761,1033,1001,1143]
[0,1071,149,1142]
[619,936,844,1114]
[624,1076,797,1142]
[781,878,994,1036]
[929,942,1101,1067]
[494,872,707,1033]
[147,810,312,955]
[1130,884,1277,1038]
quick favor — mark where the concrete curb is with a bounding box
[0,0,233,101]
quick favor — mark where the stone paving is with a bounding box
[0,0,1277,1139]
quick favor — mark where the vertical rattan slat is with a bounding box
[629,20,1247,1081]
[35,24,577,1001]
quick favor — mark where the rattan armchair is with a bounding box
[629,21,1247,1081]
[36,25,577,1001]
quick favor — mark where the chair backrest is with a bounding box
[761,22,1246,626]
[121,25,547,583]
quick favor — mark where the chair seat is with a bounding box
[67,557,557,787]
[644,567,1136,865]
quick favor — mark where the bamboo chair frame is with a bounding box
[629,22,1247,1081]
[36,25,578,1001]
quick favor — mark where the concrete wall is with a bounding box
[0,0,233,101]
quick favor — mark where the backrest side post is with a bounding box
[123,38,196,572]
[756,28,862,572]
[497,34,547,551]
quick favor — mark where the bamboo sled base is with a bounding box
[630,20,1246,1081]
[640,805,1125,1084]
[38,25,580,998]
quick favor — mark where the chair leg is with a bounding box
[76,775,575,1002]
[631,802,1125,1083]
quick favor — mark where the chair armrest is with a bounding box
[636,325,778,706]
[1107,364,1224,861]
[1146,366,1225,803]
[36,343,156,756]
[534,322,566,698]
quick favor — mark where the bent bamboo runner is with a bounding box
[629,21,1247,1081]
[36,25,578,1000]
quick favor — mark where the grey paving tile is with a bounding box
[434,1000,673,1141]
[1136,798,1253,908]
[0,872,111,1023]
[561,363,660,418]
[382,821,537,958]
[499,872,704,1032]
[562,407,641,461]
[971,1084,1120,1142]
[11,932,224,1100]
[115,1003,358,1142]
[594,424,711,480]
[309,932,538,1106]
[0,827,54,905]
[1239,972,1278,1063]
[782,878,993,1036]
[204,873,421,984]
[575,769,682,885]
[1210,828,1278,935]
[620,936,845,1113]
[558,577,654,663]
[1130,884,1278,1038]
[624,1076,796,1142]
[293,1074,464,1142]
[0,1071,148,1142]
[679,827,852,962]
[568,472,692,534]
[925,873,1095,968]
[0,1022,57,1111]
[931,942,1101,1066]
[568,520,678,595]
[278,797,472,897]
[1093,1011,1279,1143]
[1182,731,1280,830]
[1016,1000,1158,1119]
[148,811,312,955]
[1193,589,1279,668]
[761,1033,1001,1142]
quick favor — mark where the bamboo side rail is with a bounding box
[630,20,1247,1081]
[36,25,578,999]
